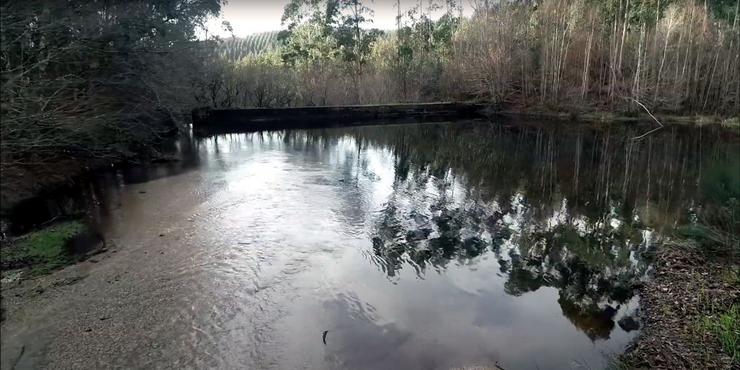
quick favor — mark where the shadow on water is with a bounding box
[3,133,202,235]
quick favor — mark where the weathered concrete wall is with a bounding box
[192,102,486,134]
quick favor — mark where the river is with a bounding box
[1,119,737,369]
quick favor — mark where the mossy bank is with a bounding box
[1,220,104,280]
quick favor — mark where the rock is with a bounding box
[619,316,640,332]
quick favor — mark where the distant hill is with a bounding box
[218,31,281,61]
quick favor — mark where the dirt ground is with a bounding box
[621,244,739,369]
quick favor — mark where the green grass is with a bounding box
[721,267,740,285]
[700,305,740,362]
[604,356,631,370]
[1,220,87,275]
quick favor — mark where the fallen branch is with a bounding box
[627,97,664,140]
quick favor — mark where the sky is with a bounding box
[204,0,474,38]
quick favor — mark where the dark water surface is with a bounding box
[2,119,737,369]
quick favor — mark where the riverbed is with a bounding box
[1,119,736,369]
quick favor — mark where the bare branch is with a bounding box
[626,97,664,140]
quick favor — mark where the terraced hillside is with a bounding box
[219,31,280,61]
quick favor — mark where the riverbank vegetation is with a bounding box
[0,220,93,276]
[701,304,739,361]
[0,0,225,210]
[203,0,739,119]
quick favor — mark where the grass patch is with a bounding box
[721,267,740,285]
[1,220,87,275]
[699,305,739,362]
[604,356,631,370]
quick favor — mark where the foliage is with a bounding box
[699,304,739,362]
[279,0,381,63]
[282,22,342,63]
[195,48,297,108]
[0,220,87,275]
[596,0,675,27]
[448,0,738,112]
[1,0,224,202]
[204,0,739,113]
[708,0,740,23]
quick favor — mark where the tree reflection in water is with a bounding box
[297,120,735,341]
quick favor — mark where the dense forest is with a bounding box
[0,0,223,204]
[1,0,738,205]
[204,0,739,116]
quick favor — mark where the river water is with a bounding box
[2,119,737,369]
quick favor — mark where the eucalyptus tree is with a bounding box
[392,0,462,100]
[279,0,382,103]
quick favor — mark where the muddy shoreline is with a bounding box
[622,244,738,369]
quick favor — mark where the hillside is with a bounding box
[218,31,281,61]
